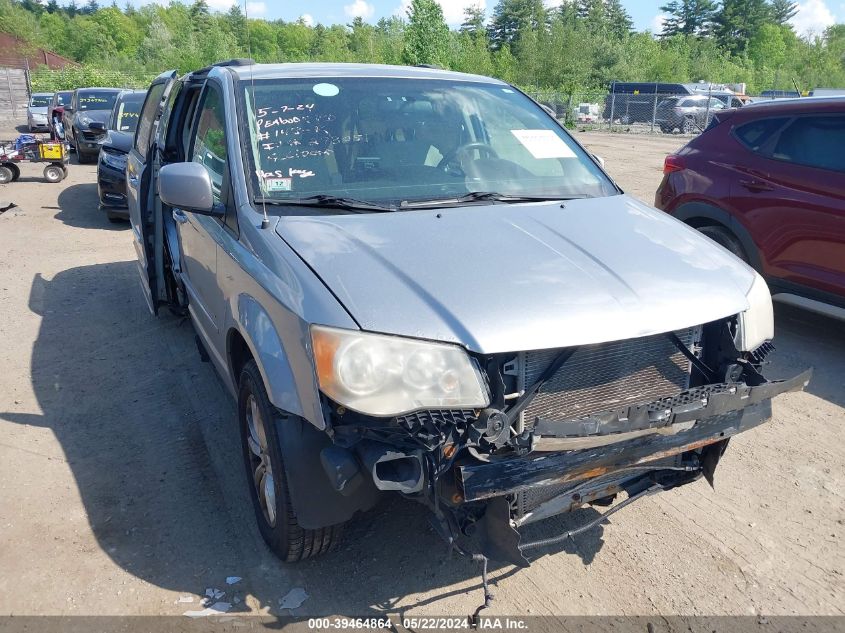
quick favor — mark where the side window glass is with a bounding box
[733,117,788,153]
[772,116,845,172]
[190,87,228,204]
[135,82,166,159]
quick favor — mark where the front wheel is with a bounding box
[682,117,697,134]
[0,165,13,185]
[238,359,344,561]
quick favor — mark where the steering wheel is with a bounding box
[437,142,499,176]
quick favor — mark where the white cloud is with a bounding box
[650,13,666,33]
[344,0,375,19]
[299,13,315,26]
[790,0,836,34]
[245,1,266,16]
[394,0,487,26]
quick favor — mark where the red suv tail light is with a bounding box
[663,154,685,175]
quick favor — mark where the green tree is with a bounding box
[659,0,717,37]
[488,0,546,49]
[402,0,450,66]
[460,3,485,36]
[605,0,633,39]
[768,0,797,25]
[715,0,771,54]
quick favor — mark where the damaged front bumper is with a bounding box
[458,369,811,565]
[459,370,812,502]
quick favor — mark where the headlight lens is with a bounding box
[734,272,774,351]
[311,325,489,416]
[100,150,126,171]
[79,115,92,127]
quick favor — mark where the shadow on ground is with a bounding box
[55,183,126,230]
[0,260,608,619]
[769,303,845,407]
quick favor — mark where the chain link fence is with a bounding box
[528,85,748,136]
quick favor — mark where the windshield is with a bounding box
[239,77,616,209]
[30,95,51,107]
[56,92,72,106]
[112,94,145,132]
[78,91,119,111]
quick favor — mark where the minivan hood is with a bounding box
[277,196,755,354]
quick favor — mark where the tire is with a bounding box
[8,163,21,181]
[238,359,344,561]
[682,117,697,135]
[77,151,91,165]
[0,165,13,185]
[106,211,124,223]
[697,225,749,263]
[43,164,63,183]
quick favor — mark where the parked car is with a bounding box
[575,102,601,123]
[49,90,73,140]
[64,87,123,163]
[603,82,692,123]
[96,90,147,222]
[129,62,807,568]
[655,94,728,134]
[27,92,53,132]
[655,96,845,312]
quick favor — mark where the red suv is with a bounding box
[655,97,845,310]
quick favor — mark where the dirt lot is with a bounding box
[0,128,843,620]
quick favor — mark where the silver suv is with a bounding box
[128,61,808,567]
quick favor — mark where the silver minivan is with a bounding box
[127,61,809,569]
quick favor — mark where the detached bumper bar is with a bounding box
[458,370,811,502]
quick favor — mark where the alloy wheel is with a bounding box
[245,393,277,527]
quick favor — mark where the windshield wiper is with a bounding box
[254,194,394,213]
[399,191,588,209]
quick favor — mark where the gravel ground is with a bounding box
[0,126,842,619]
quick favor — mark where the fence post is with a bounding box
[650,82,658,134]
[609,84,616,131]
[704,84,712,132]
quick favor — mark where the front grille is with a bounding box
[519,327,700,430]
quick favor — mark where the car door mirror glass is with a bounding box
[159,162,222,216]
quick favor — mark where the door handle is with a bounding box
[172,208,188,224]
[739,179,773,192]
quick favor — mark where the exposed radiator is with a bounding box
[518,327,701,431]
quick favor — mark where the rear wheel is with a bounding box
[697,225,748,263]
[43,164,63,183]
[238,359,343,561]
[0,165,13,184]
[682,117,697,134]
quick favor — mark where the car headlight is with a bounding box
[100,150,126,171]
[734,272,774,352]
[79,115,92,127]
[311,325,490,416]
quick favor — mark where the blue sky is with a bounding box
[93,0,845,33]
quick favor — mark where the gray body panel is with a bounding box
[276,196,755,354]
